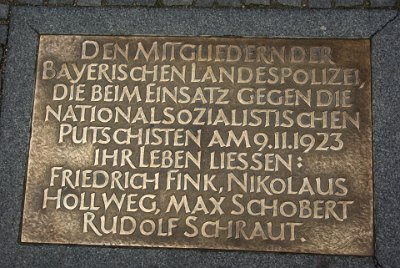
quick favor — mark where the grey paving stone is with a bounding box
[370,0,396,7]
[164,0,193,5]
[0,4,9,19]
[0,25,7,44]
[216,0,242,7]
[372,15,400,268]
[335,0,363,7]
[135,0,157,5]
[107,0,134,5]
[244,0,270,5]
[309,0,331,8]
[277,0,302,6]
[77,0,102,5]
[194,0,215,6]
[16,0,43,4]
[48,0,74,4]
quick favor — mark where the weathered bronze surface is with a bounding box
[21,35,373,255]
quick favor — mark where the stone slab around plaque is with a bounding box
[0,6,399,267]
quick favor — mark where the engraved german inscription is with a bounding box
[21,36,373,255]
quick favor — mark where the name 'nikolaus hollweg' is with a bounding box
[44,172,353,240]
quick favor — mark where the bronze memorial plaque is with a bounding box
[21,36,373,255]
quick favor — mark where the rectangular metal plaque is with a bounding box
[21,35,373,255]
